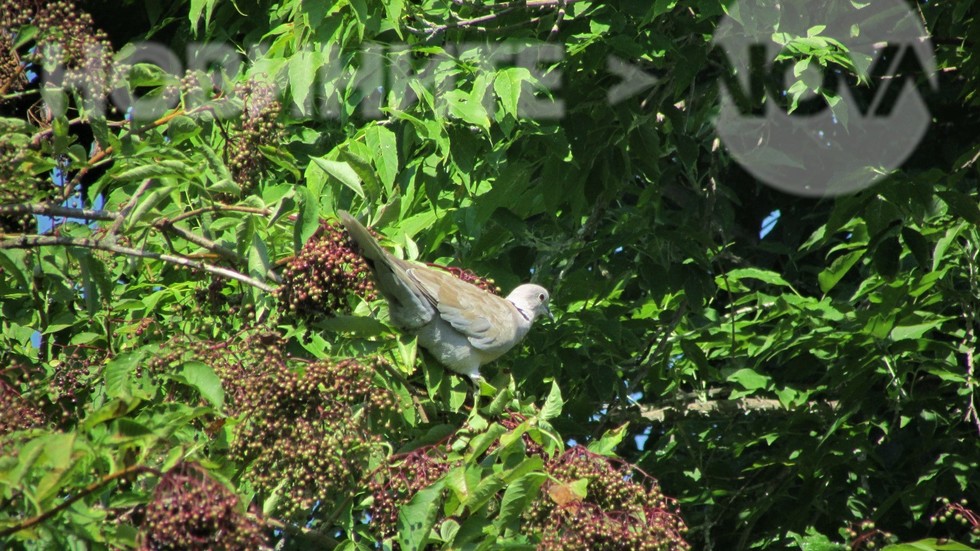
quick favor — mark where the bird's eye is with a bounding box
[538,293,546,302]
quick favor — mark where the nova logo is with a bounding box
[713,0,937,197]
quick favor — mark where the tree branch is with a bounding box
[0,465,160,538]
[165,203,272,225]
[0,203,118,222]
[637,390,839,423]
[0,234,276,293]
[153,219,245,266]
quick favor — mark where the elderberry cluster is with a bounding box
[140,462,269,551]
[843,520,896,549]
[231,354,396,518]
[0,0,114,103]
[0,347,100,432]
[526,446,689,551]
[367,444,454,539]
[0,377,45,439]
[0,126,46,232]
[146,331,397,520]
[226,81,284,195]
[277,220,377,318]
[45,349,96,425]
[931,497,980,544]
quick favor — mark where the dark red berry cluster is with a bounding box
[229,353,397,519]
[45,348,97,424]
[1,347,102,430]
[140,462,269,551]
[0,125,46,231]
[145,330,397,520]
[0,0,114,103]
[931,497,980,544]
[367,444,455,539]
[0,377,46,439]
[226,81,284,195]
[430,264,501,295]
[277,220,377,319]
[526,446,689,551]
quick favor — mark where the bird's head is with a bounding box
[507,284,553,323]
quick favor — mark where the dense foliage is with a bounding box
[1,0,979,549]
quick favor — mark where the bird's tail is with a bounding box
[338,210,389,267]
[338,210,432,328]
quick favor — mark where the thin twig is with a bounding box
[412,0,581,37]
[0,234,275,293]
[166,203,272,225]
[548,0,567,41]
[153,219,245,265]
[61,145,113,203]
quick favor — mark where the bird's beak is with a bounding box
[545,305,554,321]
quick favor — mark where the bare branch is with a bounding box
[154,219,246,265]
[0,234,276,293]
[0,202,118,222]
[639,391,839,423]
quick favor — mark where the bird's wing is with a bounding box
[407,266,521,354]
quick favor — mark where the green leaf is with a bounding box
[466,423,508,461]
[932,221,965,271]
[365,125,399,194]
[493,67,530,118]
[494,473,543,534]
[179,360,225,408]
[817,249,864,293]
[587,423,629,456]
[727,368,770,391]
[938,190,980,225]
[901,227,930,268]
[188,0,217,33]
[890,321,943,341]
[113,161,196,181]
[882,539,976,551]
[125,184,175,231]
[294,185,321,252]
[312,157,365,199]
[724,267,796,289]
[445,89,490,130]
[786,528,846,550]
[382,0,405,37]
[248,233,272,280]
[397,479,445,550]
[289,50,320,115]
[105,350,145,399]
[540,381,563,421]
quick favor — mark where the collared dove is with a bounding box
[339,211,552,381]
